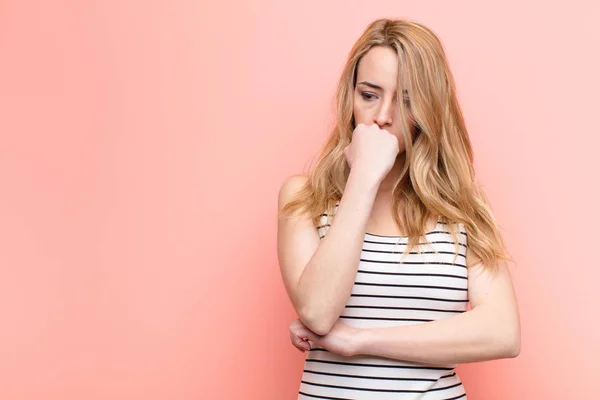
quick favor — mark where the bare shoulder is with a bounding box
[277,174,309,212]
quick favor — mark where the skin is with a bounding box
[351,45,435,235]
[352,45,417,193]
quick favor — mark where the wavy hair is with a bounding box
[279,18,512,271]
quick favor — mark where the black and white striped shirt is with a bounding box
[298,203,469,400]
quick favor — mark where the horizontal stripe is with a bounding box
[305,356,454,371]
[351,293,469,302]
[364,239,467,247]
[365,230,467,237]
[442,394,467,400]
[359,259,467,268]
[300,391,466,400]
[301,380,464,394]
[345,304,464,314]
[303,369,456,382]
[298,390,351,399]
[357,269,466,280]
[354,282,468,291]
[340,315,434,322]
[362,248,467,258]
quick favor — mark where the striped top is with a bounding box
[298,202,469,400]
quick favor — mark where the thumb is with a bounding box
[295,335,311,350]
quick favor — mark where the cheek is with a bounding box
[397,133,406,147]
[353,104,367,124]
[390,125,409,149]
[352,92,370,122]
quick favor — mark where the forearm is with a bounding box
[354,305,520,365]
[298,170,379,335]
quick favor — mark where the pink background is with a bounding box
[1,1,598,399]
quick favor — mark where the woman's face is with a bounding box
[352,46,415,152]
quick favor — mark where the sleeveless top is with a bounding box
[298,202,469,400]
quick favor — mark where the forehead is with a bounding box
[355,46,399,90]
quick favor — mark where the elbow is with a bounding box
[497,328,521,359]
[299,306,335,336]
[507,335,521,358]
[507,321,521,358]
[308,321,333,337]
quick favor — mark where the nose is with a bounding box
[374,97,393,128]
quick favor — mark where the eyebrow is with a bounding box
[357,81,409,94]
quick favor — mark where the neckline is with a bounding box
[330,201,442,239]
[364,216,442,239]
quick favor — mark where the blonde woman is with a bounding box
[277,18,520,399]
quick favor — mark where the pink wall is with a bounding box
[0,1,598,399]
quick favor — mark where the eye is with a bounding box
[361,92,377,101]
[403,98,411,107]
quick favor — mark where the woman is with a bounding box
[277,18,520,399]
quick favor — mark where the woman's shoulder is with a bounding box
[278,174,309,207]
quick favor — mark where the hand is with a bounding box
[289,319,313,353]
[289,318,361,357]
[344,123,399,184]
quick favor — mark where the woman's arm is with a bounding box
[352,254,521,365]
[278,171,380,336]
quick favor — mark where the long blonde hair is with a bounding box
[279,18,512,271]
